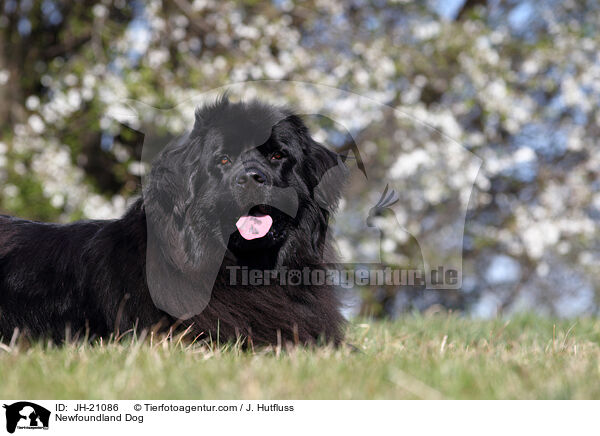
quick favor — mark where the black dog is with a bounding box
[0,98,347,345]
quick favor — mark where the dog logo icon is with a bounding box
[3,402,50,433]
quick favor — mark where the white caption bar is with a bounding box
[0,400,595,436]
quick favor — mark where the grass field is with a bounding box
[1,314,600,399]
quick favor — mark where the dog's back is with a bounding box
[0,215,110,340]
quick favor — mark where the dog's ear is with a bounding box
[144,137,190,242]
[305,135,348,212]
[143,135,221,319]
[291,126,348,261]
[286,114,348,210]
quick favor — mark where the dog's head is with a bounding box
[144,97,347,274]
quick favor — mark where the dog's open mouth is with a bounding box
[235,205,273,240]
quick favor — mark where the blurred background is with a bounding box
[0,0,599,319]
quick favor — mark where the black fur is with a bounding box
[0,98,347,345]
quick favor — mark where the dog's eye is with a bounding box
[270,151,284,161]
[218,155,231,165]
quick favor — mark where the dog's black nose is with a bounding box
[236,168,267,185]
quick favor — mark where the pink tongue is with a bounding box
[236,215,273,240]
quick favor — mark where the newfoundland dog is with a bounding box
[0,97,348,346]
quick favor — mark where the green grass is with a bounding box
[2,314,600,399]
